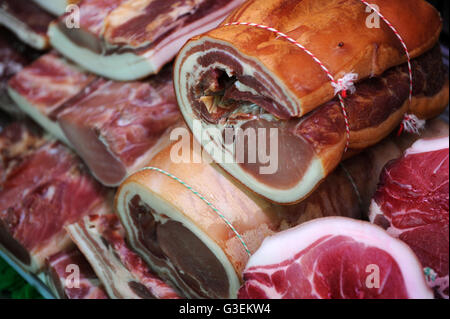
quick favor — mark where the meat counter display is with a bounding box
[0,0,448,301]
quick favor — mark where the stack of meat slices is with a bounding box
[7,52,181,186]
[4,0,250,187]
[114,119,448,299]
[0,28,40,117]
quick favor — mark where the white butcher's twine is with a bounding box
[223,22,354,152]
[139,167,252,257]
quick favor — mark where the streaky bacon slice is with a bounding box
[0,121,110,273]
[66,214,181,299]
[48,0,246,80]
[46,248,109,299]
[8,53,181,186]
[32,0,81,16]
[0,0,54,50]
[175,41,449,204]
[370,137,449,299]
[238,217,433,299]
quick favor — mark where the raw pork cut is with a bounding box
[0,121,110,273]
[238,217,433,299]
[8,53,181,186]
[0,28,39,116]
[66,214,180,299]
[370,137,449,299]
[48,0,246,80]
[0,0,54,50]
[46,248,109,299]
[115,119,447,299]
[174,0,448,204]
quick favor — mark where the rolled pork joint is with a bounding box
[114,120,447,299]
[46,249,109,299]
[0,28,40,117]
[238,217,433,299]
[32,0,80,16]
[7,52,97,145]
[0,121,110,273]
[8,53,181,186]
[0,0,54,50]
[67,214,181,299]
[48,0,246,81]
[370,137,449,299]
[57,66,181,187]
[174,0,449,204]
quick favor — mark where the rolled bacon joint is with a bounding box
[0,121,110,273]
[66,214,181,299]
[8,53,181,186]
[45,248,109,299]
[48,0,246,81]
[174,0,449,204]
[370,137,449,299]
[0,0,54,50]
[114,120,447,299]
[238,217,434,299]
[32,0,80,16]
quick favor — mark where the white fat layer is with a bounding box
[48,24,155,81]
[66,223,141,299]
[32,0,70,16]
[116,182,241,299]
[406,136,449,156]
[44,271,62,299]
[0,10,47,50]
[174,38,323,203]
[246,217,433,299]
[7,87,72,146]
